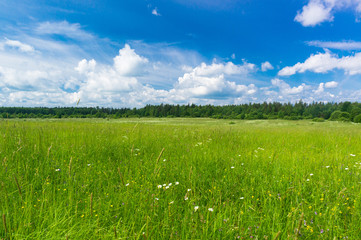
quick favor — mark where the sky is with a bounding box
[1,0,361,107]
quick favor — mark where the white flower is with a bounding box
[350,154,356,157]
[165,186,169,189]
[169,201,174,204]
[168,183,172,186]
[155,198,159,200]
[231,166,235,169]
[175,182,179,185]
[163,184,166,187]
[87,164,91,166]
[258,147,264,151]
[306,179,310,181]
[163,159,167,162]
[310,173,314,176]
[241,163,244,166]
[55,169,61,172]
[208,208,214,212]
[187,189,191,192]
[326,166,330,168]
[194,206,199,211]
[125,183,129,186]
[345,168,349,170]
[240,197,244,200]
[157,185,162,189]
[184,197,188,200]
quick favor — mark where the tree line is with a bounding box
[1,101,361,122]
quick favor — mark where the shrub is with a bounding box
[330,111,350,121]
[354,114,361,123]
[312,117,325,122]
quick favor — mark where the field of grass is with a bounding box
[1,118,361,239]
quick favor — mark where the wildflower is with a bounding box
[184,197,188,200]
[55,169,61,172]
[208,208,214,212]
[163,184,166,187]
[155,198,159,200]
[320,229,324,234]
[169,201,174,204]
[163,159,167,162]
[307,179,310,181]
[165,186,169,189]
[310,173,314,176]
[315,212,317,215]
[240,197,244,200]
[187,189,191,192]
[168,183,172,186]
[194,206,199,211]
[157,185,162,189]
[231,166,235,169]
[326,166,330,168]
[125,183,129,186]
[350,154,356,157]
[345,168,349,170]
[87,164,91,166]
[175,182,179,185]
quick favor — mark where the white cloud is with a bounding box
[295,0,361,27]
[325,81,338,88]
[313,81,339,94]
[261,61,274,72]
[36,21,93,40]
[2,39,35,53]
[77,44,148,93]
[75,59,96,74]
[113,44,149,76]
[278,51,361,76]
[271,78,307,95]
[173,62,256,98]
[307,40,361,50]
[152,8,161,16]
[314,82,325,94]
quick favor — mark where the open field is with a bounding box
[1,119,361,239]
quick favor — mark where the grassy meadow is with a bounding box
[1,118,361,239]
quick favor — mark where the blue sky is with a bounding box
[1,0,361,107]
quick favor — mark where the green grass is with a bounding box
[1,118,361,239]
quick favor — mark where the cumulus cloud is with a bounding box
[271,78,307,95]
[313,81,338,94]
[76,44,148,92]
[152,8,161,16]
[261,61,274,72]
[173,62,256,98]
[307,40,361,50]
[279,51,361,76]
[295,0,361,27]
[75,59,96,74]
[113,44,149,76]
[325,81,338,88]
[1,39,35,53]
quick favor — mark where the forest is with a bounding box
[1,101,361,122]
